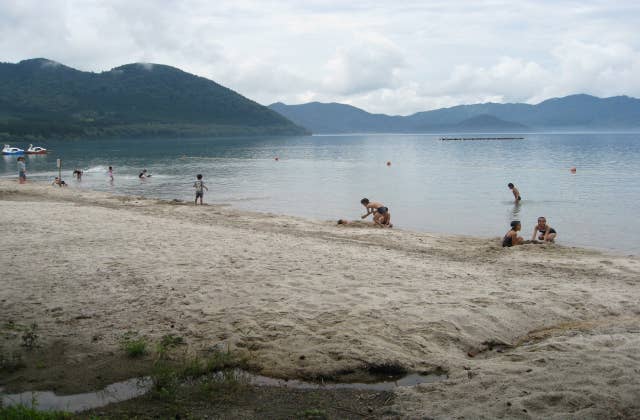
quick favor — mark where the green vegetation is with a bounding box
[0,404,71,419]
[0,349,26,372]
[150,346,249,402]
[121,333,148,358]
[298,408,329,419]
[21,323,39,350]
[0,58,308,140]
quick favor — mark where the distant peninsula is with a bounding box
[0,58,308,140]
[269,94,640,134]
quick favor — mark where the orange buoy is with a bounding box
[386,161,391,166]
[570,167,576,173]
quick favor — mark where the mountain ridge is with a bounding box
[0,58,308,140]
[269,94,640,133]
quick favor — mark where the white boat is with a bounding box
[2,144,25,155]
[26,144,48,154]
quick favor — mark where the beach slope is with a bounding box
[1,181,639,418]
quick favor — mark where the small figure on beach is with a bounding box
[508,183,521,202]
[532,216,557,242]
[193,174,208,205]
[360,198,392,228]
[107,166,114,183]
[73,169,83,180]
[52,176,67,187]
[502,220,524,247]
[17,157,26,184]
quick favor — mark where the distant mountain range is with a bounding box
[269,94,640,133]
[0,58,307,140]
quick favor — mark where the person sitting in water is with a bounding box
[508,183,521,202]
[138,169,151,179]
[503,220,524,247]
[52,177,67,187]
[532,216,557,242]
[360,198,392,227]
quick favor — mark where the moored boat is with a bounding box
[2,144,25,155]
[26,144,48,154]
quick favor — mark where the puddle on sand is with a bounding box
[0,370,446,412]
[246,371,447,391]
[0,377,152,412]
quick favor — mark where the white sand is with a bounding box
[1,180,639,418]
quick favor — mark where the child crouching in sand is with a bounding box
[360,198,392,228]
[502,221,524,247]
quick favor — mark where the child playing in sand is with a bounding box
[360,198,392,227]
[193,174,208,205]
[508,183,521,202]
[52,177,67,187]
[532,216,557,242]
[502,221,524,247]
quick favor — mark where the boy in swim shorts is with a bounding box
[508,183,521,202]
[193,174,208,205]
[360,198,392,227]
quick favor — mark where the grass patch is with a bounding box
[0,350,26,373]
[21,323,39,350]
[0,404,71,419]
[149,346,250,402]
[298,408,328,419]
[121,334,148,358]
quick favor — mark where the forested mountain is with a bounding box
[269,94,640,134]
[0,58,307,140]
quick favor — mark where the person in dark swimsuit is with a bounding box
[503,220,524,247]
[360,198,392,227]
[532,217,557,242]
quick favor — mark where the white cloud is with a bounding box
[1,0,640,114]
[322,34,405,95]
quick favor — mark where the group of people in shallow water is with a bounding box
[503,182,558,247]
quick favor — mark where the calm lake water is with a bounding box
[2,133,639,254]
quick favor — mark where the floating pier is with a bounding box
[440,137,525,141]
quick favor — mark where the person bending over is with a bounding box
[360,198,392,227]
[508,183,521,202]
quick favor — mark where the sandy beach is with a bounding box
[1,180,639,418]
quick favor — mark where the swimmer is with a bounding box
[508,183,521,202]
[360,198,392,228]
[502,220,524,247]
[532,216,557,242]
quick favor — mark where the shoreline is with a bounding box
[1,180,640,418]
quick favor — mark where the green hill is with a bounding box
[0,58,307,140]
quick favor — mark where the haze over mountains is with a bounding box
[269,95,640,133]
[0,58,307,140]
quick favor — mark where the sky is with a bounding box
[1,0,639,115]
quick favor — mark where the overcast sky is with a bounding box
[2,0,639,115]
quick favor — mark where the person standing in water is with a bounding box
[107,166,114,183]
[360,198,392,227]
[508,183,521,202]
[193,174,208,205]
[532,216,557,242]
[503,221,524,247]
[17,157,26,184]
